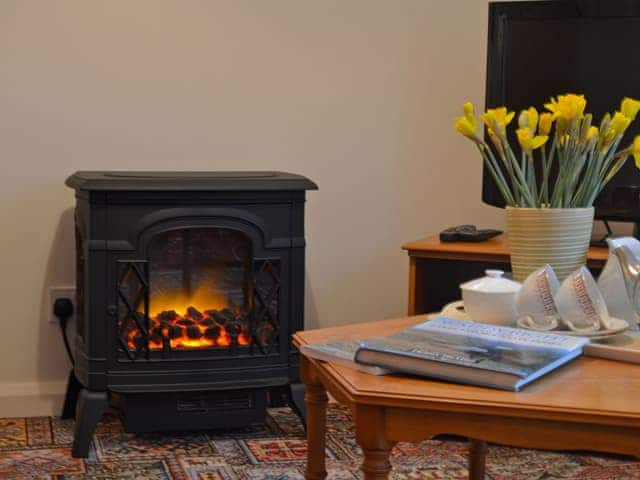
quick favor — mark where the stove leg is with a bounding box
[268,385,290,407]
[61,370,83,419]
[289,382,307,425]
[72,389,108,458]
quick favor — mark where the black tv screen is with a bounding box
[484,0,640,220]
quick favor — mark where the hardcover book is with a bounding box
[354,317,589,391]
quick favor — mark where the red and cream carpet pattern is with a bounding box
[0,405,639,479]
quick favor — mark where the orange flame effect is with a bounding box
[125,288,251,350]
[149,286,227,318]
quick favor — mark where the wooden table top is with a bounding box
[401,234,609,267]
[293,316,640,427]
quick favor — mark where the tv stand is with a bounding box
[590,219,613,248]
[590,219,640,247]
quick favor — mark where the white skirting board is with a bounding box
[0,380,67,417]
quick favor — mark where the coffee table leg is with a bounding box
[301,356,328,480]
[355,405,393,479]
[469,439,487,480]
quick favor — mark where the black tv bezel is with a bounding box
[484,0,640,220]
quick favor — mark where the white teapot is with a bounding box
[597,237,640,330]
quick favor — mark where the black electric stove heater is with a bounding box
[62,171,317,457]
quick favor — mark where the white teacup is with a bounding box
[555,266,612,332]
[515,264,560,331]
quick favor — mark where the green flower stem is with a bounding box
[543,139,557,205]
[527,151,538,201]
[477,144,515,205]
[491,139,520,205]
[481,144,515,204]
[578,136,625,207]
[555,118,583,207]
[549,131,562,206]
[550,140,568,207]
[521,151,528,193]
[538,148,547,204]
[604,153,629,184]
[563,121,586,207]
[597,136,624,180]
[571,147,596,207]
[564,153,587,206]
[586,152,631,206]
[504,142,536,207]
[539,141,551,205]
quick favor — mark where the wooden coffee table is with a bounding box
[294,316,640,480]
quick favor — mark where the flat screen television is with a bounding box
[484,0,640,225]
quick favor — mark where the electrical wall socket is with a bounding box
[49,286,76,324]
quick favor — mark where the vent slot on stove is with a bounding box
[121,389,268,432]
[177,391,256,414]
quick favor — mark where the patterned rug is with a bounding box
[0,404,639,479]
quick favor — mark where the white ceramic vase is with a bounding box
[506,207,594,282]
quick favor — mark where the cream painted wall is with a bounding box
[0,0,501,415]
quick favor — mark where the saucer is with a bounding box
[441,300,472,321]
[518,317,629,339]
[442,301,630,339]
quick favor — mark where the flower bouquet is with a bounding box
[454,94,640,280]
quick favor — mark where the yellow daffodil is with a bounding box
[604,111,632,142]
[463,101,475,120]
[453,101,480,141]
[454,116,476,138]
[632,136,640,169]
[621,97,640,121]
[481,107,515,138]
[538,112,554,136]
[544,93,587,121]
[518,107,539,134]
[516,128,548,152]
[611,111,632,134]
[587,126,599,140]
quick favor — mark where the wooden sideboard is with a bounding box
[402,234,609,316]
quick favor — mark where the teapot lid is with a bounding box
[460,269,521,293]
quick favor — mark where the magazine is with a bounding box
[354,317,588,391]
[300,340,390,375]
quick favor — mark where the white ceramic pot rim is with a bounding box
[505,206,594,212]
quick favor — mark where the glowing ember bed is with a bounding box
[64,171,317,457]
